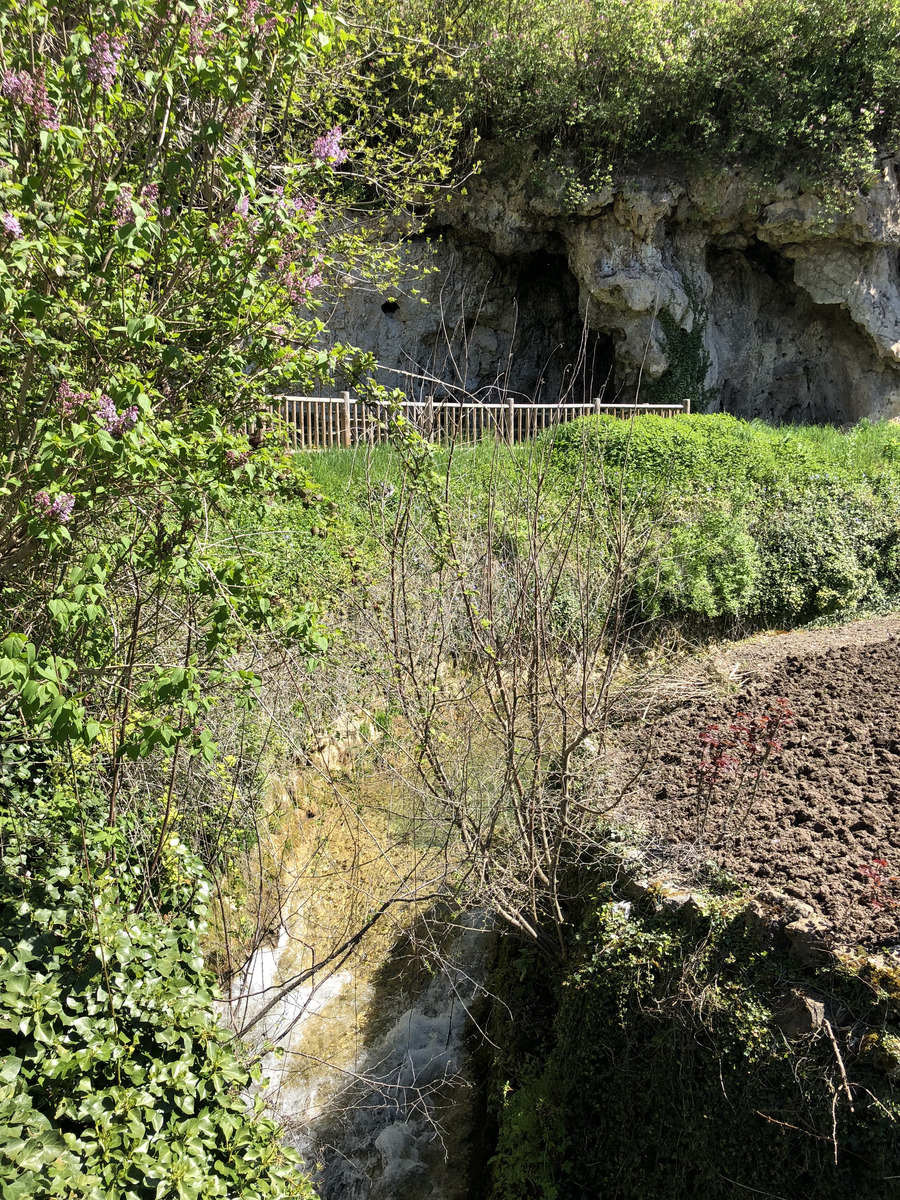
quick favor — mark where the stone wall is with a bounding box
[323,148,900,423]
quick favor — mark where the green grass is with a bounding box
[278,415,900,628]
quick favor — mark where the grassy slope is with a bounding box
[282,415,900,629]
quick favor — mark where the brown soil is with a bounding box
[631,618,900,947]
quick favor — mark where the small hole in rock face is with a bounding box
[381,300,399,315]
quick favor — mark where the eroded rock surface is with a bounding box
[325,148,900,422]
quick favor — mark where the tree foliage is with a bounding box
[0,0,461,1193]
[347,0,900,188]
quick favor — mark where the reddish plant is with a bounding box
[694,698,793,842]
[858,858,900,911]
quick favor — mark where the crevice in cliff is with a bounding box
[741,236,796,286]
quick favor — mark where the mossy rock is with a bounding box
[484,892,900,1200]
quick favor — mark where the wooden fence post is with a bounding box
[340,391,351,447]
[684,397,692,415]
[424,394,434,441]
[507,395,515,444]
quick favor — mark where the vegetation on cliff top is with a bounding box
[347,0,900,189]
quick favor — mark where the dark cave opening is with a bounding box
[705,238,864,425]
[508,248,616,405]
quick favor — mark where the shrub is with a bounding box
[546,414,900,624]
[0,777,312,1200]
[486,894,900,1200]
[349,0,900,188]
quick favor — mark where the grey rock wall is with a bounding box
[321,233,614,406]
[323,148,900,423]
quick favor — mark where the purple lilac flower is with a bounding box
[34,490,75,524]
[226,448,251,467]
[1,72,27,102]
[139,182,159,205]
[311,126,348,168]
[96,394,139,436]
[294,194,318,220]
[1,69,58,130]
[112,186,134,227]
[235,195,250,218]
[86,34,125,92]
[189,9,214,55]
[274,188,318,221]
[57,381,90,417]
[2,213,23,240]
[284,267,323,305]
[243,0,260,23]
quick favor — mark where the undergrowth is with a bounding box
[484,888,900,1200]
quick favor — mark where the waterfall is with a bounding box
[231,912,495,1199]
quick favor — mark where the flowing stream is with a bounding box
[232,910,495,1200]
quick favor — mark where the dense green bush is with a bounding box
[0,766,312,1200]
[348,0,900,188]
[548,414,900,624]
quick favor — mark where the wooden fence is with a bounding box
[262,394,690,450]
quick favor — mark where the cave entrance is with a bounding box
[509,249,616,406]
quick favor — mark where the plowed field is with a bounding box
[637,622,900,945]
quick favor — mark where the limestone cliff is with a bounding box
[324,148,900,423]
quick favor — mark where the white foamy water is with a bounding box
[229,914,494,1199]
[313,917,494,1200]
[228,924,363,1133]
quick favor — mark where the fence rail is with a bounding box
[261,394,690,450]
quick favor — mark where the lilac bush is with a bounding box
[86,33,125,91]
[0,1,463,1195]
[312,124,349,166]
